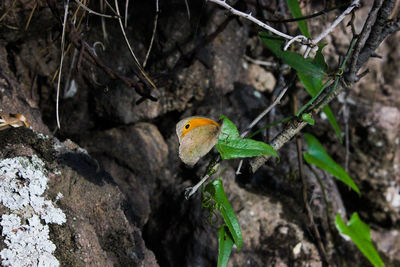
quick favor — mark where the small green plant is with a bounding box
[255,0,384,265]
[216,115,278,160]
[198,1,384,266]
[201,116,278,266]
[335,213,384,267]
[202,179,241,267]
[303,133,359,194]
[259,33,343,142]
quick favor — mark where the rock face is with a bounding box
[0,128,158,267]
[1,0,400,266]
[81,123,169,227]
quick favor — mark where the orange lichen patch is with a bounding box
[180,118,220,139]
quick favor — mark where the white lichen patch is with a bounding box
[0,214,59,267]
[36,133,49,140]
[0,156,46,210]
[386,184,400,208]
[0,155,66,266]
[55,192,63,201]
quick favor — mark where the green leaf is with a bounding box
[205,179,242,250]
[303,133,360,195]
[302,113,314,125]
[217,116,278,159]
[217,138,278,159]
[286,0,310,38]
[297,71,323,95]
[335,213,385,267]
[298,72,342,143]
[259,32,326,79]
[314,44,328,73]
[219,115,240,140]
[217,225,234,267]
[322,105,342,143]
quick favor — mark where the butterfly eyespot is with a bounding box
[185,124,190,129]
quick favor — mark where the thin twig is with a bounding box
[24,0,38,31]
[208,0,300,41]
[143,0,159,68]
[55,0,70,129]
[208,0,358,57]
[104,0,118,14]
[124,0,129,28]
[303,0,360,58]
[67,27,157,101]
[184,0,190,19]
[296,121,329,265]
[241,85,290,138]
[249,81,334,172]
[263,3,349,23]
[244,55,278,68]
[284,35,308,51]
[114,0,141,64]
[185,160,220,199]
[114,0,157,89]
[293,92,329,265]
[236,73,296,174]
[306,163,332,227]
[0,0,17,22]
[313,0,360,44]
[74,0,119,18]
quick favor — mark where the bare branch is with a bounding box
[284,35,309,51]
[236,75,294,174]
[208,0,297,41]
[355,0,397,72]
[208,0,359,58]
[313,0,360,44]
[185,161,220,199]
[348,0,384,82]
[240,76,295,139]
[303,0,360,58]
[263,3,349,23]
[249,78,348,172]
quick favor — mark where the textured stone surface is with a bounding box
[244,63,277,92]
[0,128,158,267]
[80,123,168,227]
